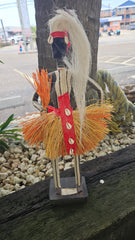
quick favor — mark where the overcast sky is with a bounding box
[102,0,127,8]
[0,0,35,27]
[0,0,129,27]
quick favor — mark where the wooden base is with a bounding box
[49,176,88,204]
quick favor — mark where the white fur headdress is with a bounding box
[48,9,92,127]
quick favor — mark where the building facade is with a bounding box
[100,16,122,32]
[100,0,135,30]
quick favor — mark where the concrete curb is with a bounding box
[0,96,24,110]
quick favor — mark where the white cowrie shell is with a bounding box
[69,148,74,155]
[48,35,53,44]
[65,108,71,116]
[66,122,72,130]
[64,35,69,44]
[68,138,74,144]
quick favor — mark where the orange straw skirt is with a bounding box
[21,104,112,159]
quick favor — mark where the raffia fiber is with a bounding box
[32,69,52,109]
[21,104,112,160]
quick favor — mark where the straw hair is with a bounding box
[48,9,91,128]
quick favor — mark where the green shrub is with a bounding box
[0,114,21,153]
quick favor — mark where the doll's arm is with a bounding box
[88,77,104,104]
[32,92,43,112]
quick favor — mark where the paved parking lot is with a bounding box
[0,45,38,121]
[98,30,135,85]
[99,55,135,66]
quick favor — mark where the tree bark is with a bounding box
[1,144,135,240]
[34,0,101,79]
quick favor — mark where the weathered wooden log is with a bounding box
[1,144,135,240]
[121,84,135,103]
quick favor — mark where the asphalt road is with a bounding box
[0,30,135,122]
[98,30,135,85]
[0,44,38,122]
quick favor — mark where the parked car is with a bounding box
[8,35,23,45]
[128,24,135,30]
[108,29,115,36]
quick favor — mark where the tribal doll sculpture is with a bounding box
[18,9,112,200]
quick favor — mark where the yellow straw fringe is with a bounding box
[21,103,112,159]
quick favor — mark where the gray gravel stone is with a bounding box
[26,175,36,184]
[4,183,14,191]
[21,157,29,163]
[131,122,135,127]
[33,177,40,184]
[64,155,73,161]
[12,147,22,154]
[0,188,11,197]
[14,184,21,191]
[31,154,38,162]
[1,167,8,173]
[0,157,6,164]
[20,162,27,172]
[0,172,8,181]
[45,168,53,177]
[64,162,74,170]
[27,167,35,175]
[4,151,10,159]
[29,149,36,156]
[96,151,106,157]
[131,128,135,134]
[46,162,52,170]
[13,176,22,185]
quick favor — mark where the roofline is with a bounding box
[116,4,135,9]
[101,2,135,11]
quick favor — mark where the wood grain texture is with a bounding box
[1,144,135,240]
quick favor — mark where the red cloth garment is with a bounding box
[48,92,76,155]
[58,92,76,155]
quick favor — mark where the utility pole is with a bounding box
[16,0,33,52]
[0,19,7,43]
[16,0,27,51]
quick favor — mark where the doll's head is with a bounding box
[48,31,70,59]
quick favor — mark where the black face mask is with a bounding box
[52,38,67,59]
